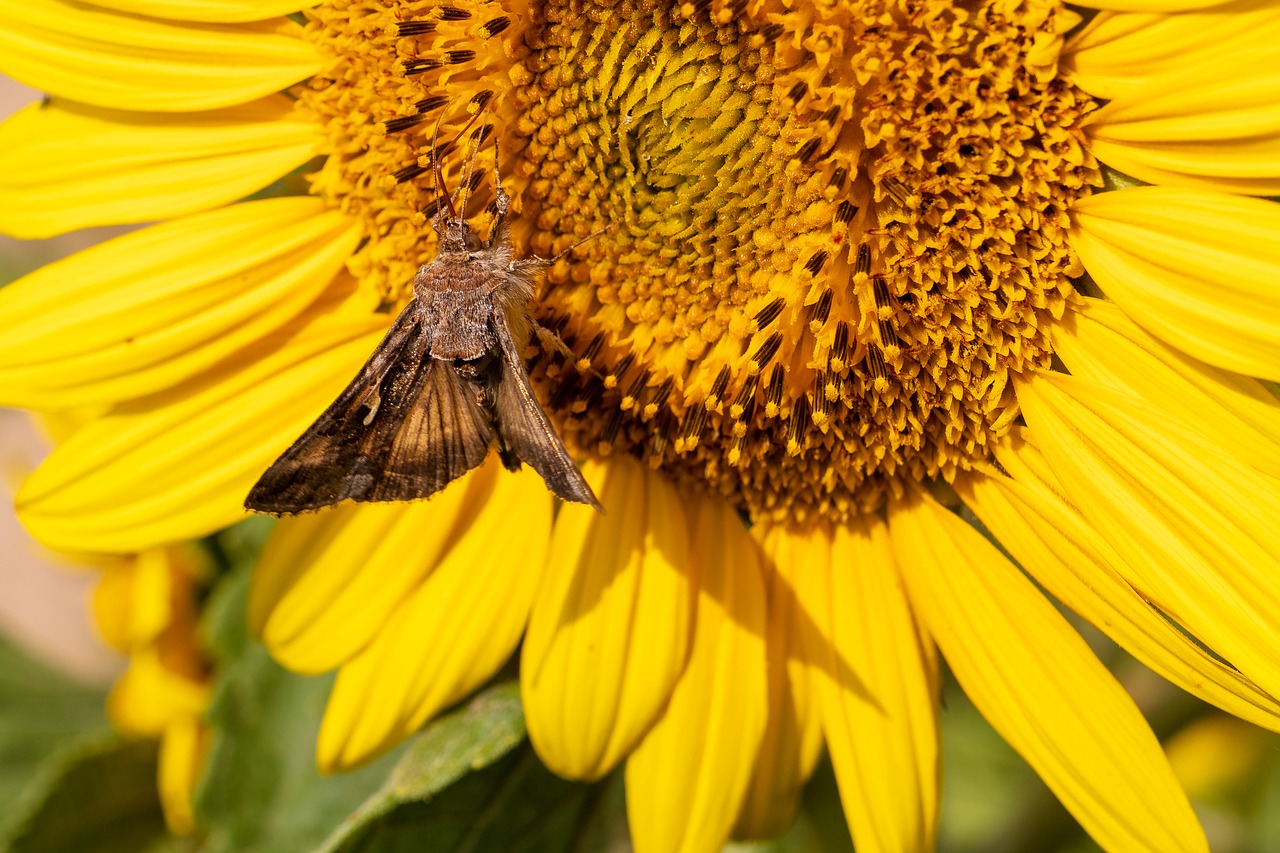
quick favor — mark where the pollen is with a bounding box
[298,0,1098,525]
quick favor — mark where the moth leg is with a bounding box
[528,320,609,383]
[530,318,578,362]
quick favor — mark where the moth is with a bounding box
[245,130,601,515]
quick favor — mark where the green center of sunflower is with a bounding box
[300,0,1098,524]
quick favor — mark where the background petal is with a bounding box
[890,492,1208,853]
[522,458,694,782]
[0,198,359,408]
[625,496,767,853]
[0,0,321,112]
[0,96,321,238]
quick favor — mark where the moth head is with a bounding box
[431,211,482,254]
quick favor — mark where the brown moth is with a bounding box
[245,128,601,515]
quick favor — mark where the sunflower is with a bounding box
[2,0,1278,849]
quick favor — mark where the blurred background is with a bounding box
[3,69,1280,852]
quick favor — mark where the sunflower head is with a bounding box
[301,0,1098,526]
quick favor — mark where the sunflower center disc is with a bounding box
[301,0,1098,524]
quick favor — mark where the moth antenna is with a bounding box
[550,224,614,264]
[514,224,614,274]
[430,111,457,220]
[456,95,494,220]
[457,127,480,220]
[491,116,506,192]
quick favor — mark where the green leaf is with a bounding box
[0,631,108,817]
[0,734,183,853]
[317,682,593,853]
[193,565,406,853]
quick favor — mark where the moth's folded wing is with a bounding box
[246,305,491,513]
[490,312,602,510]
[370,355,493,503]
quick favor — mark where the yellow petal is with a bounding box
[1165,714,1273,801]
[0,198,358,408]
[250,467,497,675]
[957,456,1280,733]
[92,560,139,653]
[316,466,554,771]
[1015,372,1280,701]
[1065,1,1280,101]
[889,491,1208,853]
[1070,187,1280,380]
[0,97,321,239]
[158,714,206,835]
[625,495,767,853]
[522,457,694,782]
[1070,0,1245,10]
[89,0,314,23]
[732,529,826,841]
[770,518,939,853]
[1085,44,1280,196]
[0,1,321,113]
[107,647,209,737]
[1054,298,1280,478]
[15,292,387,553]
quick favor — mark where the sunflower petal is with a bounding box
[107,647,209,736]
[158,715,205,835]
[88,0,315,23]
[1069,0,1250,11]
[890,491,1208,853]
[1016,372,1280,700]
[1065,1,1280,101]
[0,1,321,112]
[1085,44,1280,195]
[15,293,387,553]
[522,457,694,782]
[773,518,939,853]
[249,468,495,675]
[0,198,358,408]
[1070,187,1280,380]
[957,457,1280,733]
[1054,298,1280,478]
[0,97,321,239]
[732,529,826,841]
[625,496,767,853]
[316,466,554,772]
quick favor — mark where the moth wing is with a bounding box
[245,304,493,513]
[490,309,602,510]
[370,352,494,503]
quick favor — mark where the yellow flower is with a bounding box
[2,0,1278,850]
[95,546,213,836]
